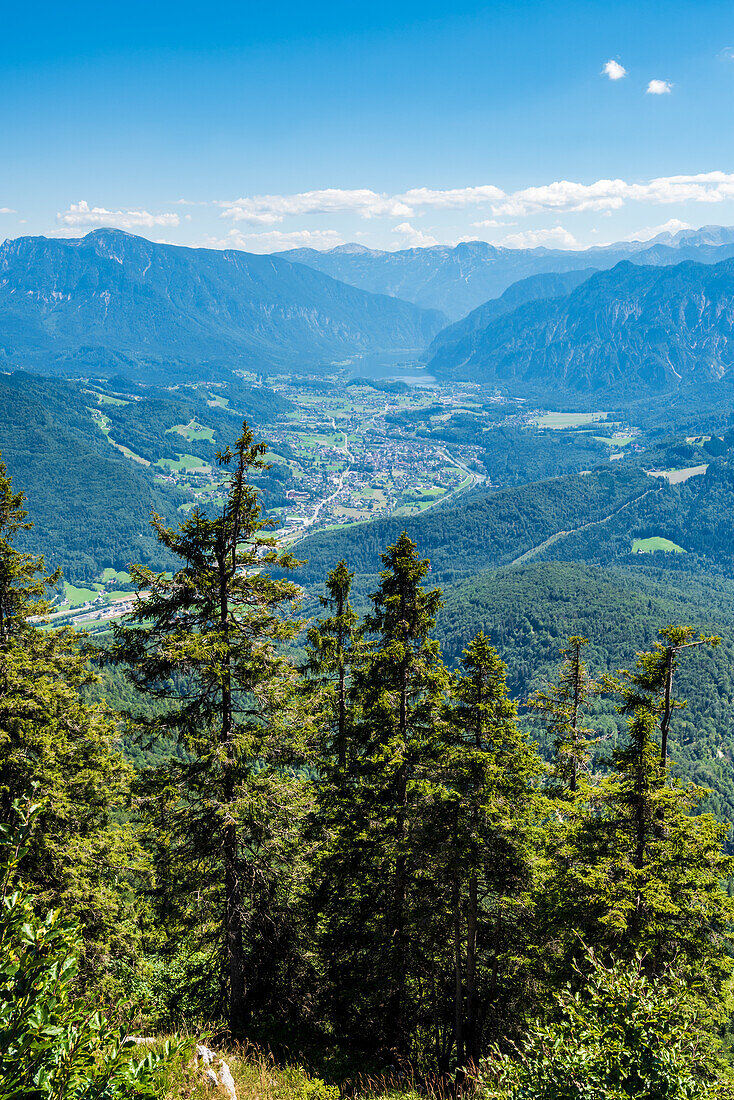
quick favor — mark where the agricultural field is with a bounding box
[632,536,686,554]
[534,410,609,429]
[155,453,211,473]
[648,465,709,485]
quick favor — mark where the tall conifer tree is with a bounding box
[316,533,450,1064]
[528,636,597,794]
[110,424,305,1034]
[304,559,361,770]
[442,632,540,1067]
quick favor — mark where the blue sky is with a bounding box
[3,0,734,252]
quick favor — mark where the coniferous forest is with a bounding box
[4,422,734,1099]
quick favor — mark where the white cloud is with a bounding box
[499,226,579,250]
[391,222,439,248]
[205,228,345,252]
[647,79,673,95]
[602,59,627,80]
[0,207,16,215]
[218,188,412,224]
[399,185,505,210]
[217,184,510,224]
[622,218,692,242]
[57,200,180,230]
[472,218,509,228]
[490,172,734,216]
[210,171,734,235]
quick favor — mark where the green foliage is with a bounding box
[480,950,734,1099]
[441,633,541,1062]
[0,801,187,1100]
[0,458,148,981]
[295,466,650,590]
[437,562,734,824]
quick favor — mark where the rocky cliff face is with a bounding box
[427,258,734,398]
[0,230,445,380]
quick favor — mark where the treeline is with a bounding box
[2,429,734,1096]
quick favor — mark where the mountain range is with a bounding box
[278,225,734,319]
[426,256,734,399]
[5,226,734,399]
[0,230,445,380]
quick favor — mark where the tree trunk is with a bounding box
[660,646,674,768]
[453,874,464,1070]
[464,872,479,1067]
[223,821,246,1033]
[219,546,247,1034]
[388,658,409,1061]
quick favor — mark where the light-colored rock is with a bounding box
[194,1043,238,1100]
[127,1038,237,1099]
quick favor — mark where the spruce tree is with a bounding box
[316,533,450,1064]
[540,627,733,993]
[304,559,361,770]
[110,423,305,1034]
[528,636,597,794]
[442,632,540,1068]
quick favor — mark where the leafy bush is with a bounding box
[479,949,733,1099]
[0,801,190,1099]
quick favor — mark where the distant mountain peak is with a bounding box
[328,243,378,255]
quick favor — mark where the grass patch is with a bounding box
[99,568,132,584]
[169,421,215,443]
[160,1048,344,1100]
[155,454,210,473]
[96,392,129,406]
[62,582,102,608]
[632,536,686,554]
[535,411,608,429]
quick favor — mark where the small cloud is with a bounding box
[622,218,692,242]
[499,226,579,250]
[472,218,509,229]
[602,59,627,81]
[391,222,439,248]
[0,207,16,215]
[646,79,673,95]
[718,47,734,60]
[57,200,180,230]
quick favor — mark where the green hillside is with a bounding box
[436,561,734,821]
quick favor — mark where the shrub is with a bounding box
[479,949,734,1099]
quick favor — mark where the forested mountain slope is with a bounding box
[435,560,734,822]
[297,459,734,594]
[0,230,445,380]
[428,257,734,398]
[0,371,287,579]
[278,225,734,318]
[538,459,734,574]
